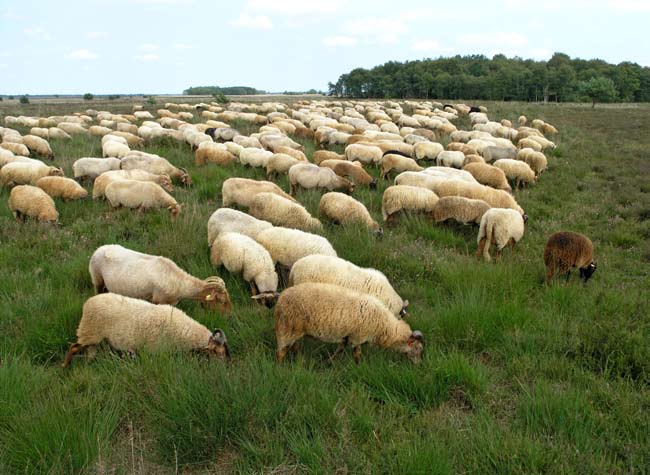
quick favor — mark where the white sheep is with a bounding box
[288,163,355,195]
[36,176,88,201]
[8,185,59,223]
[255,226,337,268]
[382,185,439,223]
[102,140,130,158]
[345,144,383,165]
[436,150,466,168]
[380,154,423,179]
[493,159,537,188]
[476,208,526,261]
[22,135,54,159]
[73,157,121,181]
[289,255,408,317]
[62,293,230,367]
[414,142,443,161]
[266,153,301,178]
[221,177,295,208]
[318,192,381,234]
[207,208,273,246]
[249,192,322,232]
[1,162,64,186]
[121,153,191,185]
[92,169,173,200]
[105,180,181,216]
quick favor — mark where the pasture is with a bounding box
[0,98,648,474]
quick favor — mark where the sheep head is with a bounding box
[580,262,597,282]
[251,291,279,308]
[160,175,174,192]
[207,328,230,360]
[404,330,424,364]
[369,178,377,190]
[179,168,192,186]
[202,277,232,312]
[50,167,65,177]
[168,203,181,218]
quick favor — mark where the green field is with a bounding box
[0,99,648,474]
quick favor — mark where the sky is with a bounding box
[1,0,649,95]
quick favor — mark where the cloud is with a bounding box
[65,49,100,60]
[609,0,650,11]
[411,40,441,52]
[244,0,346,16]
[134,54,159,61]
[231,14,274,29]
[133,0,178,4]
[528,48,552,59]
[138,43,159,52]
[87,31,108,39]
[174,43,192,49]
[344,17,409,36]
[458,32,529,47]
[24,26,51,40]
[322,35,358,47]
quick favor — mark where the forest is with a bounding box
[183,86,263,95]
[327,53,650,103]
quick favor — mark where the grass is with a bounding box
[0,99,648,474]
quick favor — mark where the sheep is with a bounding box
[433,181,524,215]
[239,148,273,168]
[93,169,173,200]
[102,140,130,159]
[1,162,64,187]
[121,153,191,185]
[319,159,377,189]
[481,146,516,163]
[249,192,322,232]
[30,127,49,139]
[414,141,443,161]
[447,142,477,156]
[266,153,301,178]
[542,123,558,135]
[463,163,512,191]
[36,176,88,201]
[221,177,295,208]
[345,144,383,165]
[393,171,445,191]
[518,115,527,126]
[207,208,273,246]
[517,148,548,176]
[274,146,307,162]
[423,167,479,184]
[289,255,406,317]
[102,134,128,146]
[313,150,345,165]
[319,192,382,234]
[8,185,59,223]
[274,283,423,364]
[109,131,144,148]
[0,142,30,156]
[436,150,465,168]
[210,232,279,306]
[476,208,526,261]
[380,153,423,180]
[288,163,355,195]
[105,180,181,217]
[517,137,543,152]
[544,232,596,283]
[195,145,237,166]
[255,226,337,269]
[432,196,491,225]
[89,126,114,137]
[0,147,16,166]
[73,157,121,181]
[22,135,54,159]
[382,185,439,224]
[493,159,537,188]
[62,294,230,368]
[89,244,231,311]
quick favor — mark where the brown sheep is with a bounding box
[319,159,377,189]
[463,163,512,191]
[544,232,596,283]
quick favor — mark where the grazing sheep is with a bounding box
[8,185,59,223]
[239,148,273,168]
[93,169,173,200]
[89,126,114,137]
[221,177,295,208]
[394,171,446,191]
[47,127,72,140]
[89,244,231,310]
[30,127,49,139]
[105,180,181,217]
[463,154,485,166]
[414,141,444,161]
[544,232,596,283]
[313,150,345,165]
[518,115,527,126]
[255,226,337,268]
[345,144,383,165]
[62,294,230,368]
[288,163,355,195]
[274,146,307,162]
[319,192,382,234]
[1,162,64,186]
[319,159,377,189]
[207,208,273,246]
[102,140,130,159]
[289,255,406,317]
[382,185,439,224]
[481,146,516,163]
[423,167,479,184]
[436,150,465,168]
[36,176,88,201]
[0,142,30,156]
[476,208,526,261]
[274,283,423,364]
[493,159,537,188]
[433,180,524,215]
[249,192,322,232]
[447,142,477,156]
[102,134,129,146]
[380,154,423,180]
[517,137,543,152]
[266,153,301,178]
[22,135,54,159]
[73,157,122,181]
[210,232,279,306]
[463,163,512,191]
[195,144,237,166]
[121,153,191,185]
[433,196,491,225]
[517,148,548,176]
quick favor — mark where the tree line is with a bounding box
[327,53,650,103]
[183,86,264,95]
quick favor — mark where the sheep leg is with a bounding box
[509,238,517,252]
[62,343,85,368]
[565,270,571,283]
[476,237,487,259]
[276,345,291,363]
[545,267,555,284]
[328,337,349,363]
[249,280,258,296]
[352,346,362,364]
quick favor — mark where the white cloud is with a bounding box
[87,31,108,39]
[458,32,529,47]
[134,54,159,61]
[24,26,51,40]
[322,35,358,47]
[411,40,441,52]
[345,17,409,36]
[231,14,274,29]
[138,43,159,52]
[65,49,99,60]
[609,0,650,10]
[174,43,192,49]
[244,0,346,16]
[528,48,552,59]
[133,0,178,4]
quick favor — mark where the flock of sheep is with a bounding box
[0,98,597,366]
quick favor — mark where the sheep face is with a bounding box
[202,280,232,312]
[160,176,174,192]
[346,183,356,195]
[579,262,597,282]
[50,167,65,177]
[369,179,377,190]
[207,329,230,360]
[398,330,424,364]
[251,291,280,308]
[180,169,192,186]
[168,204,181,217]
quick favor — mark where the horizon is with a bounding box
[1,0,649,95]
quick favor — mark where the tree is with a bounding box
[579,77,618,108]
[83,93,94,101]
[19,95,29,104]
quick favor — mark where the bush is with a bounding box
[83,93,94,101]
[213,92,229,104]
[19,95,29,104]
[147,96,156,105]
[107,94,120,100]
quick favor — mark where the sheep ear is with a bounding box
[408,331,423,344]
[211,328,227,344]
